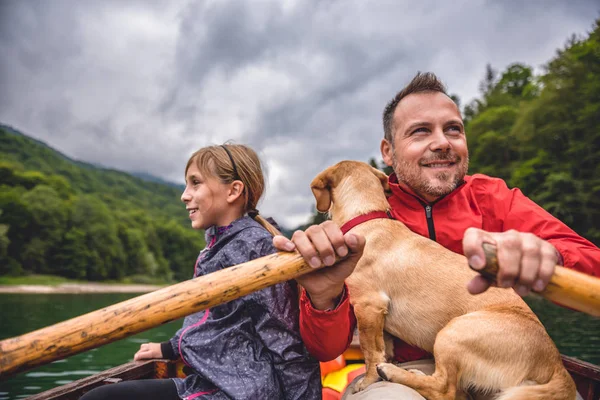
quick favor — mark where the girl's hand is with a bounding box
[133,342,163,361]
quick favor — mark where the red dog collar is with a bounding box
[340,210,394,234]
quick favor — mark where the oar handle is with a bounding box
[478,242,600,317]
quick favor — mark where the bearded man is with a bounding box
[273,72,599,399]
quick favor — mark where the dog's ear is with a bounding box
[310,172,332,212]
[370,166,390,192]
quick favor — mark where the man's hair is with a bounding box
[382,72,448,141]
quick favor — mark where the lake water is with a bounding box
[0,293,598,399]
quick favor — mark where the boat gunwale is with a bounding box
[22,354,600,400]
[25,359,178,400]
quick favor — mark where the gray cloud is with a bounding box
[1,0,598,228]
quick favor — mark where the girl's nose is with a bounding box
[181,188,192,203]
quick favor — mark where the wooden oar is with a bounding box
[478,243,600,317]
[0,251,312,379]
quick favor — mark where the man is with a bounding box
[273,72,600,399]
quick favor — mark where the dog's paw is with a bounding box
[352,375,379,393]
[351,377,367,393]
[407,368,427,376]
[376,363,395,381]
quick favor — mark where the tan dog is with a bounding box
[310,161,576,400]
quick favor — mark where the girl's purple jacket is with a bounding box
[160,216,321,399]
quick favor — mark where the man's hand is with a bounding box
[463,228,560,296]
[133,342,163,361]
[273,220,365,310]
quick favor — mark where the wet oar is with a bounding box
[477,243,600,317]
[0,251,312,379]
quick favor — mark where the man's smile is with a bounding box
[420,159,457,169]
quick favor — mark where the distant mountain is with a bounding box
[1,123,86,166]
[0,123,202,281]
[130,171,184,190]
[0,123,186,225]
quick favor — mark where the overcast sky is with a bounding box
[1,0,598,228]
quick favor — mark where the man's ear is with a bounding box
[381,139,394,167]
[227,181,245,203]
[310,173,332,212]
[370,166,390,192]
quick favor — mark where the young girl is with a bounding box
[81,144,321,400]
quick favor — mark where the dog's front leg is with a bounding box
[383,331,395,362]
[352,298,389,392]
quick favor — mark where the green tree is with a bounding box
[52,228,91,280]
[0,210,20,275]
[70,195,126,280]
[120,227,154,276]
[0,185,31,267]
[467,18,600,245]
[20,185,69,273]
[156,220,203,282]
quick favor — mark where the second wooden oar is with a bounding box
[479,242,600,317]
[0,251,312,379]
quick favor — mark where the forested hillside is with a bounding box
[465,18,600,245]
[368,19,600,246]
[0,126,203,281]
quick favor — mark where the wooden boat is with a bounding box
[25,345,600,400]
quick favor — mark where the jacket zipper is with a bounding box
[396,188,438,241]
[396,180,467,243]
[424,204,436,242]
[185,389,218,400]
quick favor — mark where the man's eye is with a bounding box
[412,127,428,134]
[447,126,462,133]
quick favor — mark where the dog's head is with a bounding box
[310,161,390,223]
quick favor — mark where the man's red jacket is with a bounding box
[299,173,600,362]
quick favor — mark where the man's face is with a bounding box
[381,91,468,203]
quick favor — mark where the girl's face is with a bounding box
[181,163,231,230]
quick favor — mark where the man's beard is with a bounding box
[392,152,469,200]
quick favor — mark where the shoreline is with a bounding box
[0,283,165,294]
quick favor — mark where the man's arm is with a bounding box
[465,182,600,296]
[273,221,364,361]
[503,188,599,277]
[298,285,356,361]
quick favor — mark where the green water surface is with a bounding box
[0,293,598,399]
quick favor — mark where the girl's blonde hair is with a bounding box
[185,144,281,236]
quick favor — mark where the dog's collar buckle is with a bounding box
[340,210,394,234]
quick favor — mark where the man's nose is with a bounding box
[429,128,451,152]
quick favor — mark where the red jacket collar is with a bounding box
[387,173,470,209]
[340,210,394,234]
